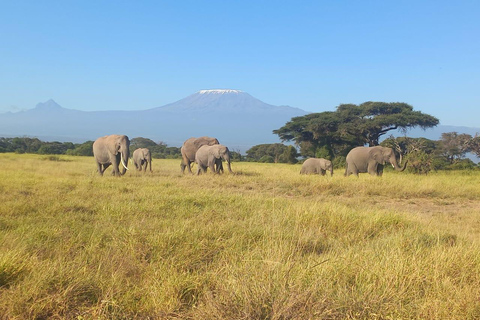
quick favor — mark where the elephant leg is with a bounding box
[186,161,194,174]
[321,169,326,176]
[181,158,194,174]
[96,162,104,176]
[208,163,215,173]
[345,164,358,177]
[180,160,186,173]
[377,164,384,176]
[197,165,205,175]
[111,155,121,176]
[216,161,224,173]
[344,165,350,177]
[367,163,379,176]
[101,163,111,175]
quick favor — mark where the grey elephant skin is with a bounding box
[132,148,152,172]
[93,134,130,176]
[195,144,233,175]
[300,158,333,176]
[344,146,407,177]
[180,136,220,174]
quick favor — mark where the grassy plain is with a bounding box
[1,153,480,319]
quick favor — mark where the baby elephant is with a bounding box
[195,144,233,175]
[300,158,333,176]
[132,148,152,172]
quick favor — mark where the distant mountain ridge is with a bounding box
[0,90,308,151]
[1,91,479,153]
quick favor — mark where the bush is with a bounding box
[66,141,94,156]
[332,156,346,170]
[405,151,432,174]
[259,155,275,163]
[446,159,477,170]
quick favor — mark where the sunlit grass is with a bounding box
[1,154,480,318]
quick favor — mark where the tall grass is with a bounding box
[1,154,480,319]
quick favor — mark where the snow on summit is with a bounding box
[198,89,242,94]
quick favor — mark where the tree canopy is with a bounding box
[245,143,298,163]
[130,137,181,159]
[274,102,439,157]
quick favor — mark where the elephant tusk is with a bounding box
[391,163,395,168]
[121,152,129,170]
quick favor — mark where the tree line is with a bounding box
[0,137,182,159]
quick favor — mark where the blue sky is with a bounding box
[1,1,479,127]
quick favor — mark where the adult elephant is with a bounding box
[195,144,233,175]
[93,134,130,176]
[180,136,220,174]
[132,148,152,172]
[300,158,333,176]
[344,146,407,177]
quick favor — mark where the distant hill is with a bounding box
[392,125,480,141]
[0,90,308,152]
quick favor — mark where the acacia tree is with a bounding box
[440,132,472,163]
[274,102,439,157]
[469,134,480,158]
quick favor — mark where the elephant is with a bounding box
[132,148,152,172]
[93,134,130,176]
[194,144,233,175]
[180,136,221,174]
[344,146,407,177]
[300,158,333,176]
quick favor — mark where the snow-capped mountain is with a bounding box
[0,90,309,151]
[150,89,304,115]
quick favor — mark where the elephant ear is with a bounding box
[108,138,119,155]
[212,146,222,158]
[193,139,204,149]
[114,138,122,155]
[371,149,385,164]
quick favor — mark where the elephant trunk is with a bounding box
[391,156,407,172]
[223,153,233,173]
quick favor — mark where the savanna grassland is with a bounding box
[1,153,480,319]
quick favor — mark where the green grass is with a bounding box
[1,154,480,319]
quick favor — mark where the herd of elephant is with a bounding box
[92,134,407,177]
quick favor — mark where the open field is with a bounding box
[1,153,480,319]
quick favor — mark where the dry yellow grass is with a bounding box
[1,153,480,319]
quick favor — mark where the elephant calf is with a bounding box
[180,136,220,174]
[300,158,333,176]
[195,144,233,175]
[132,148,152,172]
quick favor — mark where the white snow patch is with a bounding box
[198,89,242,94]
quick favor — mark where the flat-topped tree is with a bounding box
[274,102,439,157]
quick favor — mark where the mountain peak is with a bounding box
[198,89,243,94]
[35,99,62,110]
